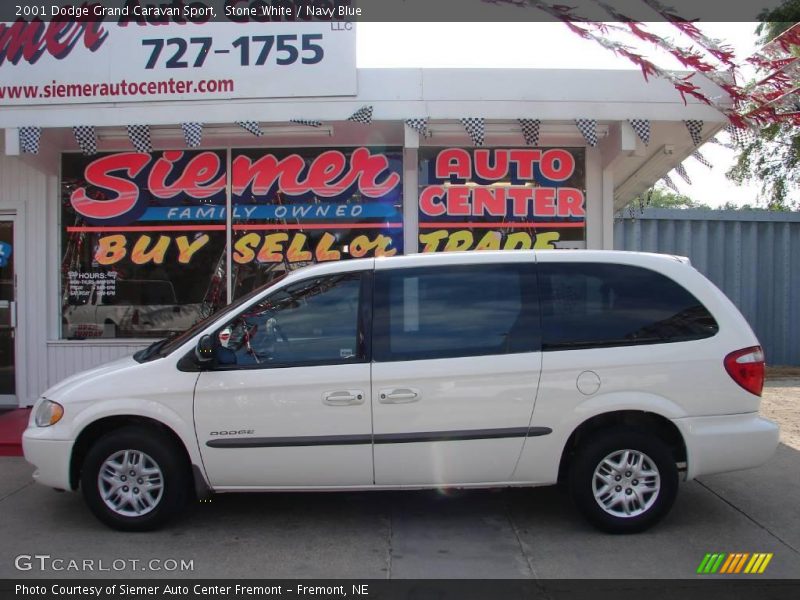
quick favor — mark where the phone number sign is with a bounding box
[0,20,356,104]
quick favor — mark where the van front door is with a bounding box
[194,268,374,488]
[371,260,543,485]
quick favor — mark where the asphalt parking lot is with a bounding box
[1,442,799,580]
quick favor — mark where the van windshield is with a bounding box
[134,274,287,363]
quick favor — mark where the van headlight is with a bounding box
[34,399,64,427]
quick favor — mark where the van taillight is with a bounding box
[724,346,765,397]
[131,310,139,325]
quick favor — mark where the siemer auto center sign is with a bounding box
[0,4,357,104]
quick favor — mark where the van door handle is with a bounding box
[379,388,420,404]
[323,390,364,406]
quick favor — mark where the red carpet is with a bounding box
[0,409,30,457]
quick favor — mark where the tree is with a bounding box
[644,188,710,209]
[622,188,710,215]
[726,4,800,210]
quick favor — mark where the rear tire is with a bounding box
[568,426,678,534]
[80,426,189,531]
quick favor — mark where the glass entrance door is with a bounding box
[0,219,16,405]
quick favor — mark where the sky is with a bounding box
[356,22,764,208]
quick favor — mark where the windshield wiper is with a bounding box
[153,331,181,358]
[134,335,173,362]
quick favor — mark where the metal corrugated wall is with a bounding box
[615,209,800,366]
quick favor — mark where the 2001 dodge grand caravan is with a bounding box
[23,251,779,533]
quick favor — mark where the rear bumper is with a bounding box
[673,413,779,480]
[22,428,74,491]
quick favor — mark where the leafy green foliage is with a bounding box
[727,122,800,209]
[622,188,708,214]
[644,188,710,209]
[727,4,800,210]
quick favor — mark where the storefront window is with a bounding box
[61,151,228,339]
[60,146,403,338]
[417,148,586,252]
[230,147,403,299]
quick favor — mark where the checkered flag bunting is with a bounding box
[691,151,713,170]
[708,135,735,150]
[72,126,97,155]
[661,174,680,193]
[518,119,541,146]
[576,119,598,147]
[236,121,263,137]
[628,119,650,145]
[19,126,41,154]
[675,163,692,185]
[405,118,431,138]
[684,120,703,146]
[725,124,754,147]
[127,125,152,153]
[181,123,203,148]
[347,105,373,124]
[460,118,485,146]
[290,119,323,128]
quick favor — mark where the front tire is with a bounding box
[568,427,678,534]
[80,426,189,531]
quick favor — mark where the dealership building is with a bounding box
[0,21,730,407]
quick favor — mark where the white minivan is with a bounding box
[23,251,779,533]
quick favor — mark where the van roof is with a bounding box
[279,250,693,282]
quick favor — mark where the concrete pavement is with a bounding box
[1,445,799,579]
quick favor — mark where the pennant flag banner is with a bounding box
[405,118,431,138]
[461,118,485,146]
[127,125,152,153]
[675,163,692,185]
[661,174,680,193]
[290,119,323,127]
[518,119,541,146]
[576,119,598,146]
[19,126,41,154]
[708,135,736,150]
[692,151,713,169]
[725,124,755,147]
[236,121,263,137]
[181,123,203,148]
[347,105,373,124]
[684,120,704,146]
[72,126,97,155]
[628,119,651,145]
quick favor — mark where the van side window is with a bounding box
[373,264,539,361]
[538,262,719,350]
[214,272,363,368]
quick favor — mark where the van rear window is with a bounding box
[538,263,718,350]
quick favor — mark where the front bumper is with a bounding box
[22,428,74,491]
[673,413,779,480]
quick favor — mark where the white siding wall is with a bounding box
[44,342,148,395]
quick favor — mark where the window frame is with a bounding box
[205,270,373,372]
[372,262,541,363]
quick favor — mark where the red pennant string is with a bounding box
[482,0,797,128]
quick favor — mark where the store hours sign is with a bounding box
[0,18,356,104]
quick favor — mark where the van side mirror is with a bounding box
[195,334,216,365]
